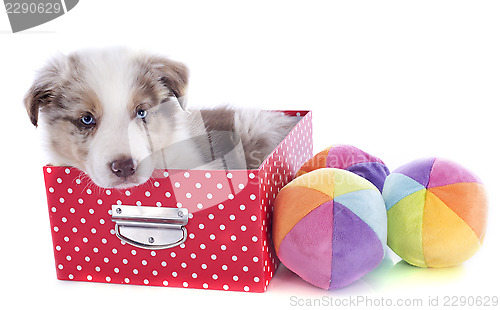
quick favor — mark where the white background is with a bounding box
[0,1,499,309]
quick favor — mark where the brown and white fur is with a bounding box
[25,48,298,189]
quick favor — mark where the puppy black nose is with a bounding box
[110,157,136,178]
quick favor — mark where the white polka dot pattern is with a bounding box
[42,110,312,292]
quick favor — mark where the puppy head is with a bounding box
[25,48,189,188]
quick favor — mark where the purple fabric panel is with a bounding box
[393,157,436,187]
[278,201,334,289]
[326,145,384,169]
[428,158,482,188]
[346,162,390,192]
[329,202,384,289]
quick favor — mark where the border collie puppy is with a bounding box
[25,48,298,188]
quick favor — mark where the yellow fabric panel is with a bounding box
[286,168,336,198]
[422,191,482,267]
[332,168,377,197]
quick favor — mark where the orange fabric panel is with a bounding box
[295,147,330,177]
[273,186,332,251]
[428,183,487,241]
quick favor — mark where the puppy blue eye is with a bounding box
[137,109,147,119]
[81,115,95,126]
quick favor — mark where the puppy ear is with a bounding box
[148,56,189,109]
[24,59,63,127]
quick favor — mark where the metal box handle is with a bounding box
[111,205,189,250]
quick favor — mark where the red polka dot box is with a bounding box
[42,110,312,292]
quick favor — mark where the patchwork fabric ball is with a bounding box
[273,168,387,289]
[383,158,487,268]
[296,144,390,192]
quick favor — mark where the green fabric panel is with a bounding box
[387,189,427,267]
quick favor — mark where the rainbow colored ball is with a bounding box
[273,168,387,289]
[383,158,487,268]
[296,144,390,192]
